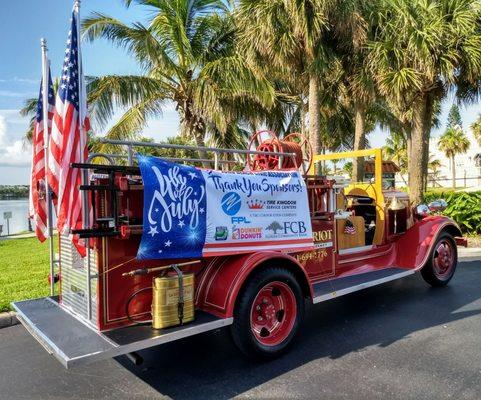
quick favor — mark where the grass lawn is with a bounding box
[0,236,57,312]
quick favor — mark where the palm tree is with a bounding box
[383,131,408,185]
[342,161,353,178]
[471,116,481,146]
[236,0,358,159]
[367,0,481,203]
[438,127,470,188]
[427,155,442,187]
[334,1,379,181]
[20,78,60,143]
[82,0,276,164]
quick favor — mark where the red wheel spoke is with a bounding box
[250,281,296,346]
[433,239,455,278]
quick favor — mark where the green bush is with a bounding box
[424,190,481,235]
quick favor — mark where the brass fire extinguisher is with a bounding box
[151,265,195,329]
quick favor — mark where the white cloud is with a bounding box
[13,77,38,84]
[0,77,38,84]
[0,90,36,98]
[0,112,31,167]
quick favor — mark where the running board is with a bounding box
[312,267,415,304]
[12,297,232,369]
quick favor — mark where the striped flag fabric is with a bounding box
[48,4,90,254]
[344,218,357,235]
[29,70,55,242]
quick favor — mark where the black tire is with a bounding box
[421,232,457,287]
[231,266,304,359]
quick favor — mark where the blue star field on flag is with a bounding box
[36,70,55,123]
[59,12,81,110]
[136,155,207,260]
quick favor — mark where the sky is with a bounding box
[0,1,480,185]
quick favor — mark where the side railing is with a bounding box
[98,138,298,170]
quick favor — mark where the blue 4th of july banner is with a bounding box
[136,155,207,260]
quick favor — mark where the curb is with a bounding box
[0,312,19,329]
[458,247,481,262]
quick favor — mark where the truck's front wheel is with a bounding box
[421,233,457,287]
[231,267,304,358]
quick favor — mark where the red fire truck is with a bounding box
[13,132,466,368]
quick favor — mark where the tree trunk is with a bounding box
[422,94,434,192]
[192,130,212,169]
[300,94,307,136]
[352,102,366,182]
[409,95,428,204]
[405,127,412,185]
[308,73,321,174]
[451,155,456,188]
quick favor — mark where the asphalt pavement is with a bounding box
[1,260,480,400]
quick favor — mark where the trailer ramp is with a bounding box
[12,297,232,368]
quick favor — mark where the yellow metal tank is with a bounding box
[152,273,195,329]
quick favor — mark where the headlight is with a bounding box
[415,204,430,218]
[428,199,447,213]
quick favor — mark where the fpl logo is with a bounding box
[221,192,242,216]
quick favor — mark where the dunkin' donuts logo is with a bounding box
[232,227,262,240]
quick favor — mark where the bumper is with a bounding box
[12,297,232,368]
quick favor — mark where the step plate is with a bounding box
[12,297,232,368]
[312,267,415,304]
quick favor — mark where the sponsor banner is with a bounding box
[137,155,314,260]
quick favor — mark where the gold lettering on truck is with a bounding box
[313,229,333,242]
[296,229,334,264]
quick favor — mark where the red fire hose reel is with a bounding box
[246,130,313,174]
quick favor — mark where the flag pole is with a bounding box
[40,38,56,297]
[74,0,92,321]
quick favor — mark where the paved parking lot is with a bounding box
[1,260,480,400]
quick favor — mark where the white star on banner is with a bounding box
[178,220,185,228]
[199,208,205,214]
[148,226,158,237]
[164,240,172,247]
[188,172,197,180]
[155,208,159,212]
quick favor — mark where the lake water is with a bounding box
[0,199,30,235]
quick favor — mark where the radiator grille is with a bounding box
[59,235,97,324]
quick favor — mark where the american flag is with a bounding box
[48,5,90,254]
[344,218,357,235]
[29,70,55,242]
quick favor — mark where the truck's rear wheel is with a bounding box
[231,267,304,359]
[421,233,457,287]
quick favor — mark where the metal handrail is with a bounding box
[98,138,298,170]
[99,138,297,158]
[88,152,239,166]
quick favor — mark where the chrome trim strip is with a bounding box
[338,245,374,255]
[312,269,415,304]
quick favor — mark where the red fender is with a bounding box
[394,216,462,270]
[195,251,312,318]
